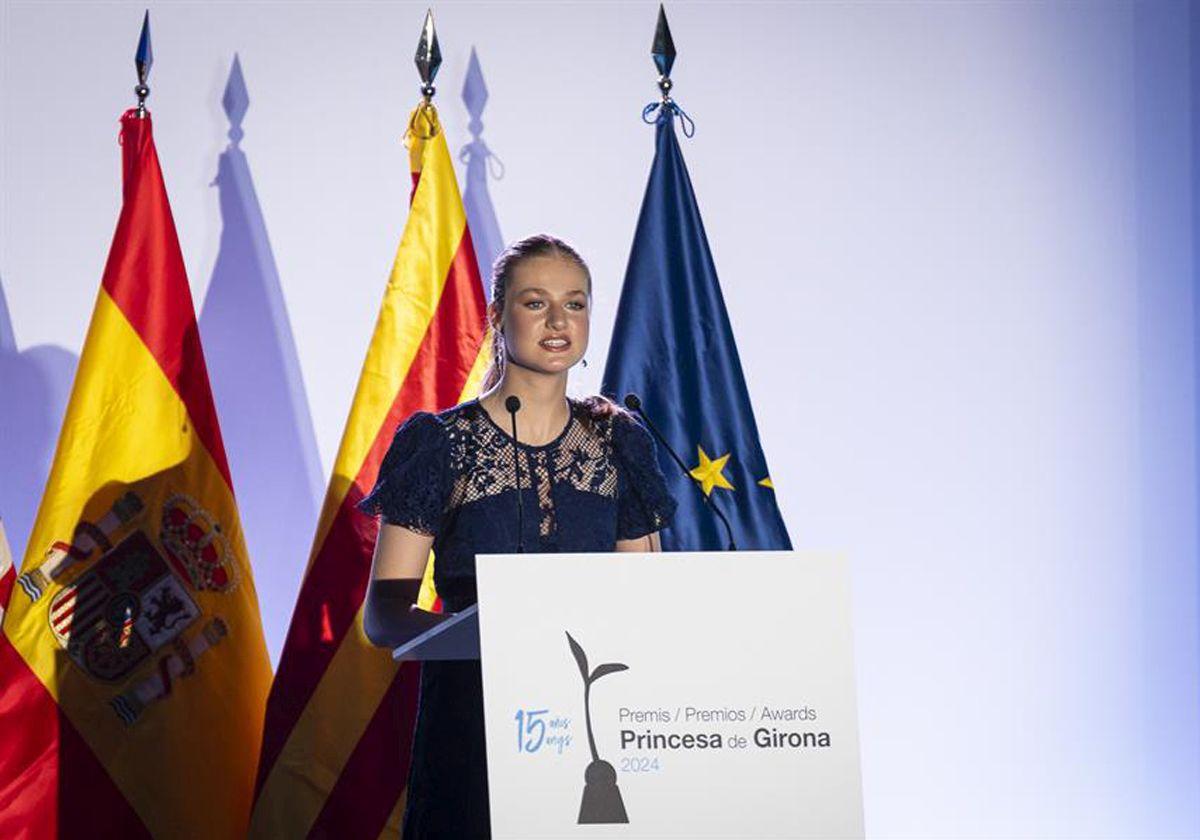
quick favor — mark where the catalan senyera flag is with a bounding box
[0,110,272,837]
[250,101,490,838]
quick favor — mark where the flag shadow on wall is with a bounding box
[459,46,504,296]
[0,277,78,564]
[198,55,323,669]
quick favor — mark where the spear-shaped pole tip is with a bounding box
[652,3,676,100]
[414,9,442,101]
[134,10,153,116]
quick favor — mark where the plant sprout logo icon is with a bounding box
[566,631,629,824]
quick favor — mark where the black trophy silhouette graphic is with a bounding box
[566,631,630,824]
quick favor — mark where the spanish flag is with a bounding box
[0,111,272,836]
[250,102,489,837]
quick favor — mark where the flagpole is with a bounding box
[653,4,677,106]
[415,8,441,104]
[644,5,694,136]
[408,8,442,142]
[134,10,152,118]
[408,7,446,611]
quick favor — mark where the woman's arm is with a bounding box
[615,530,662,553]
[362,523,452,648]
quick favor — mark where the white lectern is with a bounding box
[395,551,863,839]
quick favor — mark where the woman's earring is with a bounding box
[581,358,589,368]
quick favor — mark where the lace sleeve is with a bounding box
[613,413,678,540]
[357,411,448,536]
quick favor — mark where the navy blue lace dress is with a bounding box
[359,397,676,839]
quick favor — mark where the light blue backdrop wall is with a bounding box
[1,1,1197,836]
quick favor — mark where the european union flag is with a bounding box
[602,111,792,551]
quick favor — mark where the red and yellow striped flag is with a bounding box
[0,110,272,837]
[250,101,490,838]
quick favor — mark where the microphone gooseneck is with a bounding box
[505,395,526,553]
[622,392,738,551]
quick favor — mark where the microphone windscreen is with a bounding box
[623,393,642,411]
[505,395,522,414]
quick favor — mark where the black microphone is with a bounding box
[505,395,526,553]
[623,392,738,551]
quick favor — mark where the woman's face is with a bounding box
[494,254,590,377]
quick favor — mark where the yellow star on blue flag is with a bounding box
[690,446,734,496]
